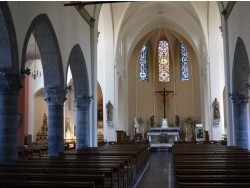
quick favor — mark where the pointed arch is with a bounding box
[233,37,250,93]
[232,37,250,149]
[0,2,19,72]
[158,40,170,82]
[139,44,148,82]
[21,14,64,90]
[67,44,89,97]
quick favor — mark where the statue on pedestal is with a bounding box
[106,100,113,122]
[212,98,220,121]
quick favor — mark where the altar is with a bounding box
[147,127,180,149]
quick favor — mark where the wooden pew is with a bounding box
[22,158,129,188]
[28,155,133,186]
[63,144,149,181]
[0,179,96,188]
[14,144,149,188]
[172,142,250,188]
[0,173,104,188]
[177,182,250,188]
[13,159,126,188]
[0,167,116,188]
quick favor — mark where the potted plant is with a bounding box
[222,134,227,141]
[183,115,198,141]
[221,134,227,145]
[137,117,145,127]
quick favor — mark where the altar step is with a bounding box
[150,146,172,152]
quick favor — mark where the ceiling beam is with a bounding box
[64,1,133,27]
[64,1,131,7]
[221,1,236,20]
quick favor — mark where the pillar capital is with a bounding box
[74,95,93,111]
[229,93,249,104]
[45,87,67,105]
[0,72,23,94]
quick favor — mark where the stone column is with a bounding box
[74,95,92,149]
[45,87,66,156]
[230,94,249,149]
[0,73,22,163]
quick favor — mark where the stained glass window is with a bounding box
[180,43,189,81]
[158,40,170,82]
[139,44,148,81]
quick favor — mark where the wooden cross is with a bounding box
[155,88,174,118]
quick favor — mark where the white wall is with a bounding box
[208,2,225,140]
[97,4,116,141]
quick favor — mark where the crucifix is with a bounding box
[155,88,174,118]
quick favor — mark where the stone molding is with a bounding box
[74,95,93,111]
[45,87,67,105]
[0,72,23,93]
[229,93,249,104]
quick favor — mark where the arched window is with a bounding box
[139,44,148,81]
[158,40,170,82]
[180,43,189,81]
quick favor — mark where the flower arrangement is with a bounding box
[137,117,145,127]
[222,134,227,141]
[183,115,198,133]
[158,133,170,143]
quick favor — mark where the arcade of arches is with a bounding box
[0,1,250,163]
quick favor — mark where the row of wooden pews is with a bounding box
[173,141,250,188]
[0,143,149,188]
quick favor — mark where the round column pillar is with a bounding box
[45,87,66,156]
[0,73,22,162]
[230,94,249,149]
[74,96,92,149]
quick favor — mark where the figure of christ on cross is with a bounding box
[155,88,174,118]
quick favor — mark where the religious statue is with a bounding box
[106,100,113,122]
[212,98,220,120]
[43,113,47,125]
[134,118,139,130]
[175,115,180,127]
[65,117,71,132]
[150,115,155,127]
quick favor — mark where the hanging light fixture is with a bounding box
[30,27,41,80]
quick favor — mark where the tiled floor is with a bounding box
[134,150,175,188]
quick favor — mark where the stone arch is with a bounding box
[0,2,23,162]
[67,44,89,97]
[67,44,91,149]
[21,14,64,90]
[0,2,19,72]
[233,37,250,94]
[231,37,250,149]
[21,14,65,156]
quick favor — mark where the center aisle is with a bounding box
[134,150,175,188]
